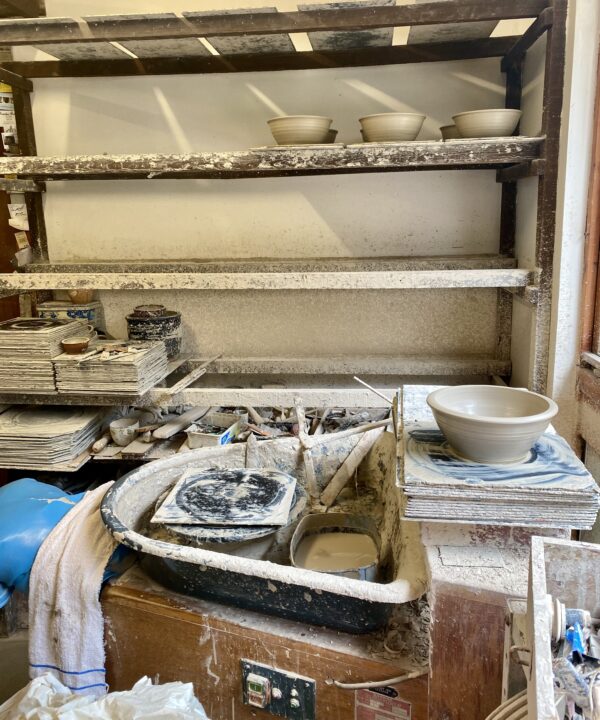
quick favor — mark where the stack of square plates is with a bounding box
[0,317,88,393]
[401,423,600,530]
[53,341,168,396]
[0,406,103,470]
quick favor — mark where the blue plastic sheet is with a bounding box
[0,478,84,607]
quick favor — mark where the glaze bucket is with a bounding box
[290,513,380,582]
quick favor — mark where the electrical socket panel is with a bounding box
[241,659,316,719]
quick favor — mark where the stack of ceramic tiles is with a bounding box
[0,406,103,469]
[54,340,168,396]
[0,317,88,393]
[401,423,600,529]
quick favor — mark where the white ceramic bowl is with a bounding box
[440,124,461,140]
[268,115,332,145]
[452,109,522,138]
[359,113,426,142]
[426,385,558,464]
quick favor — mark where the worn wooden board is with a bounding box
[103,567,429,720]
[83,14,211,59]
[184,8,294,55]
[428,589,506,720]
[407,0,497,45]
[0,138,543,180]
[35,42,128,61]
[299,1,394,52]
[0,2,547,46]
[3,37,520,78]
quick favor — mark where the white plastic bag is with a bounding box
[0,673,209,720]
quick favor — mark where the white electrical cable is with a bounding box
[330,669,427,690]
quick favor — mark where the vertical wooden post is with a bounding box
[530,0,568,392]
[11,85,48,262]
[496,60,524,372]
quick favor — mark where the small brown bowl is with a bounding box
[61,336,91,354]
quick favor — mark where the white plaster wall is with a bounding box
[97,288,497,357]
[26,1,533,359]
[34,60,506,263]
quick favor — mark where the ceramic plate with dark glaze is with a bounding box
[151,467,297,526]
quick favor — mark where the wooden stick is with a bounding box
[91,431,111,454]
[320,427,385,507]
[166,353,221,395]
[295,397,319,499]
[305,417,392,449]
[246,405,267,425]
[152,406,211,439]
[313,407,331,435]
[353,375,393,404]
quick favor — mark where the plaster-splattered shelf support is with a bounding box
[0,138,543,180]
[0,268,533,292]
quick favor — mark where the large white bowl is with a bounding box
[426,385,558,464]
[452,109,522,138]
[268,115,332,145]
[359,112,425,142]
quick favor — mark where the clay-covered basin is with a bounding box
[101,430,426,633]
[427,385,558,463]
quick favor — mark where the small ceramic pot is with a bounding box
[325,129,338,143]
[61,336,92,354]
[67,289,95,304]
[127,309,182,359]
[110,417,139,447]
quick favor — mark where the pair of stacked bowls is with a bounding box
[268,115,336,145]
[441,108,522,140]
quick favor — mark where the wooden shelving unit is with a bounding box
[0,0,567,394]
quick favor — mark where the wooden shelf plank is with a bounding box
[0,2,548,45]
[0,138,543,180]
[0,360,509,407]
[4,37,519,78]
[23,255,519,274]
[0,268,532,291]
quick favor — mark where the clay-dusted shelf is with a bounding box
[0,138,543,180]
[0,266,532,292]
[0,361,509,407]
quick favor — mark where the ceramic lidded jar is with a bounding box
[126,307,182,359]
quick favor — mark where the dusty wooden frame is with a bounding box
[0,0,567,395]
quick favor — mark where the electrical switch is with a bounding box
[241,659,316,719]
[246,673,271,708]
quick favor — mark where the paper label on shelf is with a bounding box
[8,203,26,220]
[355,688,411,720]
[14,231,29,250]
